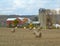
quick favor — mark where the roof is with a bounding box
[6,18,16,21]
[6,17,32,22]
[17,17,24,20]
[32,21,40,24]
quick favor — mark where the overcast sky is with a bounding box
[0,0,60,15]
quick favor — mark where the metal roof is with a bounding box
[6,17,32,23]
[32,21,40,24]
[17,17,24,20]
[6,18,16,21]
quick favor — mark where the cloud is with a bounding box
[13,0,25,8]
[0,0,60,15]
[13,0,48,8]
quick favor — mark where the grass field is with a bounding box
[0,28,60,46]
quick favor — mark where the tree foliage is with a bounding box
[13,19,19,27]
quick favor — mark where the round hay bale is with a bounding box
[36,32,42,38]
[33,27,36,29]
[24,27,26,29]
[15,27,17,29]
[11,28,15,33]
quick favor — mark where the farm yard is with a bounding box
[0,28,60,46]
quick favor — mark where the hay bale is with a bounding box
[33,29,42,38]
[11,28,15,33]
[35,32,42,38]
[15,27,17,29]
[33,27,36,29]
[24,27,26,29]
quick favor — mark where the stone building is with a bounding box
[38,8,56,29]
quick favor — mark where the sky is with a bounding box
[0,0,60,15]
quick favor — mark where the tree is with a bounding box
[13,19,19,27]
[34,17,38,21]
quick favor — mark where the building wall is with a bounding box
[38,8,56,29]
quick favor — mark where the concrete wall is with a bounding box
[38,8,56,29]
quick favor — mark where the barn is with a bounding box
[6,17,31,27]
